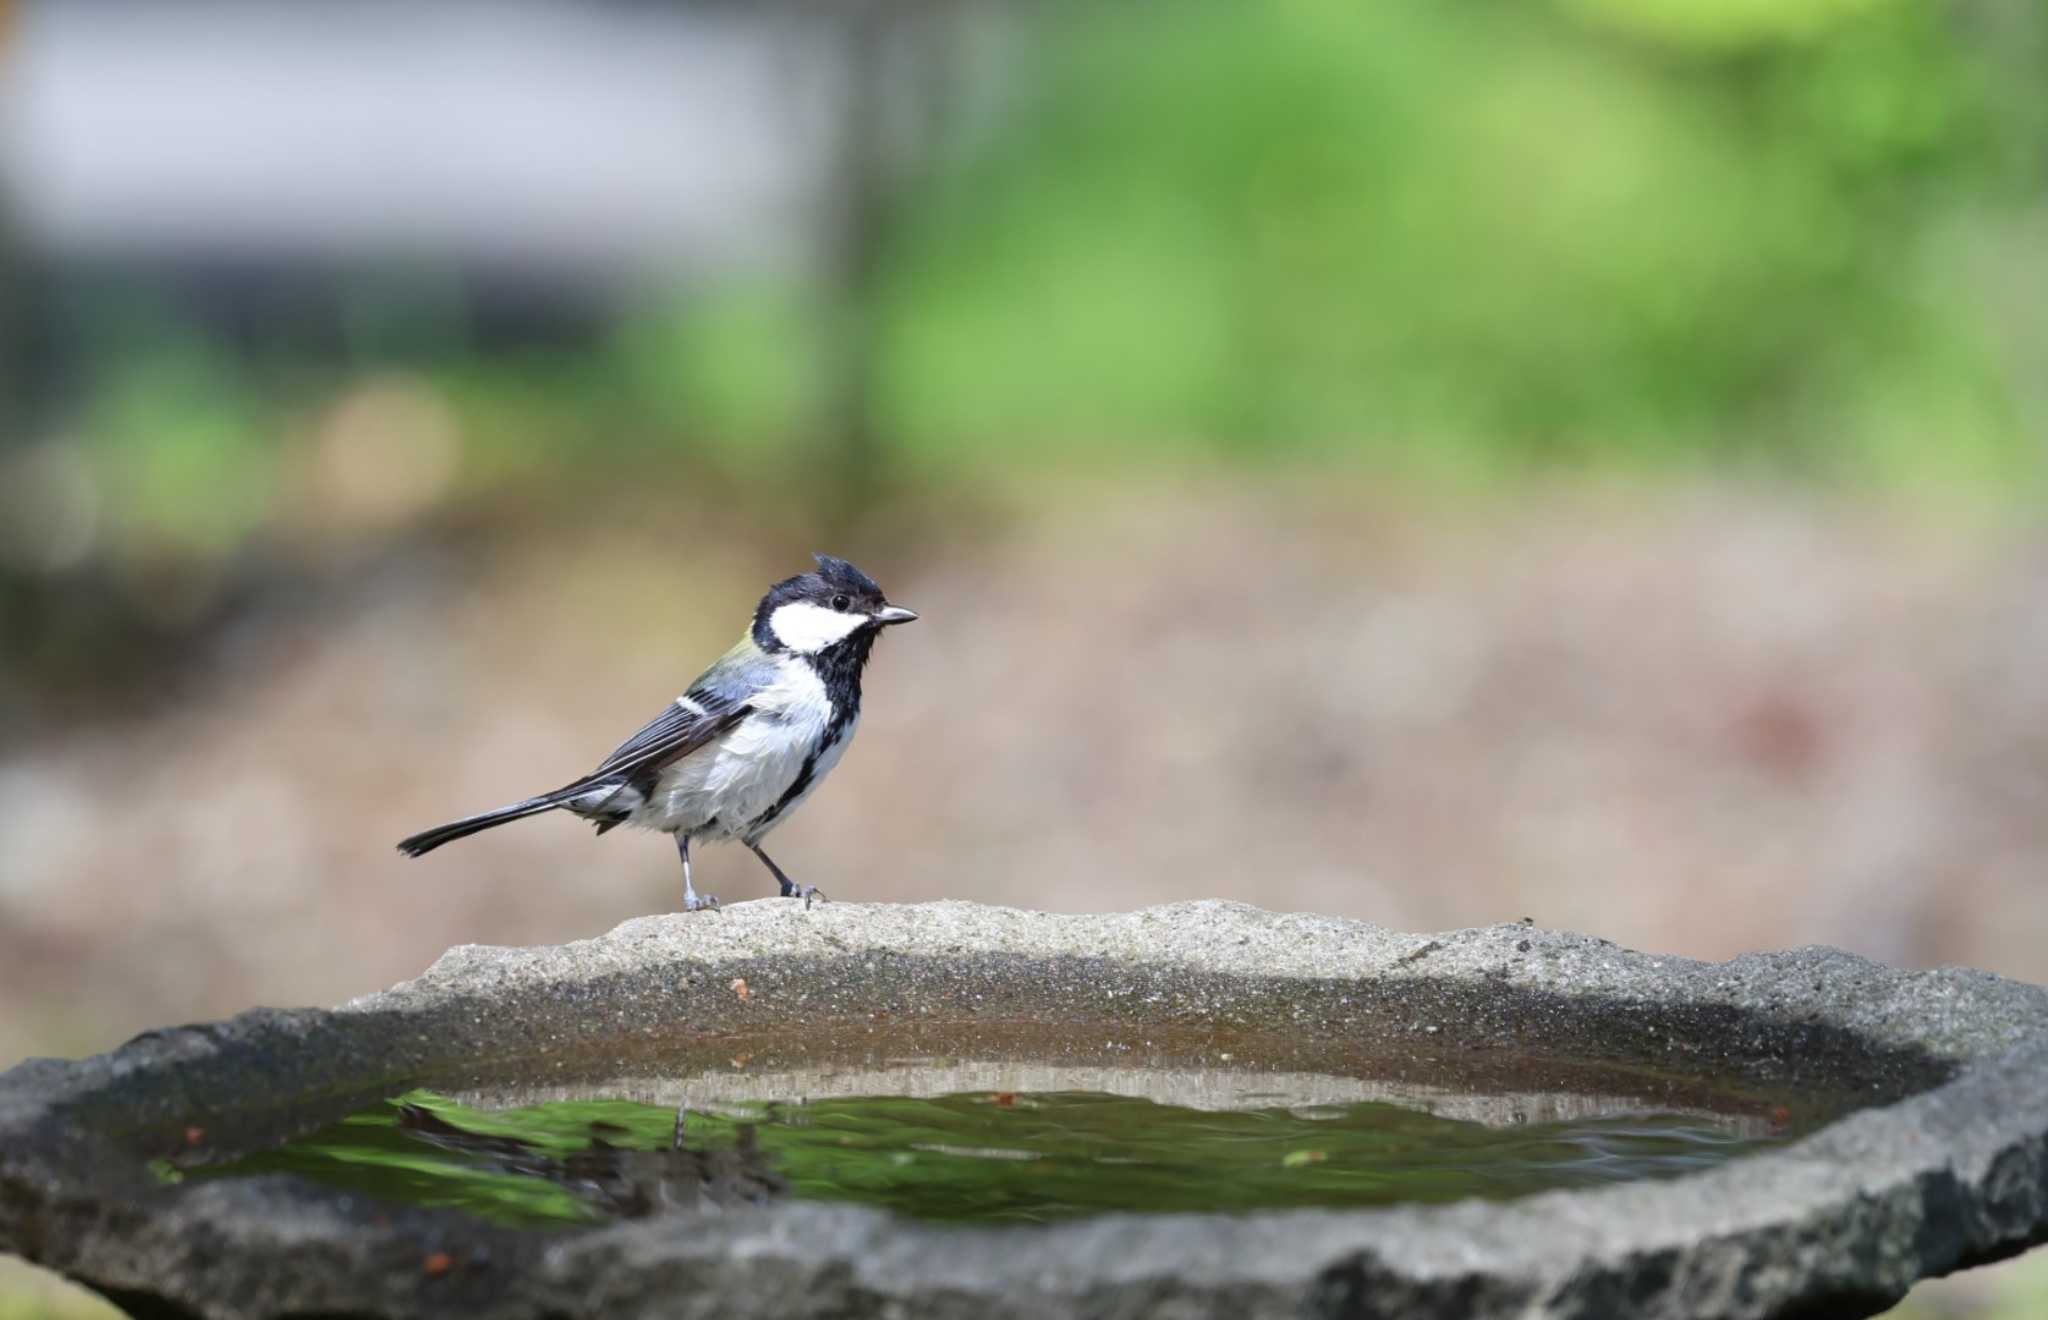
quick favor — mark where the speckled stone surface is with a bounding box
[3,900,2046,1319]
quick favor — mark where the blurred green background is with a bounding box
[3,0,2046,1313]
[6,0,2044,608]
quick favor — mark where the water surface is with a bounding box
[179,1072,1800,1227]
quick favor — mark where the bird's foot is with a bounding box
[778,881,829,909]
[683,893,722,913]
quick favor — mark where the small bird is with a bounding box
[397,555,917,910]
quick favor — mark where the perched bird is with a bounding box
[397,555,917,910]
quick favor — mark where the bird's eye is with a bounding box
[832,594,851,611]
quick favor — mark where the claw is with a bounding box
[684,893,722,913]
[799,885,828,910]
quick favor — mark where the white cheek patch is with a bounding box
[768,601,864,654]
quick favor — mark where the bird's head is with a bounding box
[753,555,918,655]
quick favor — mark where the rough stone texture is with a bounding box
[3,899,2047,1319]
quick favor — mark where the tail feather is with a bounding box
[397,796,562,857]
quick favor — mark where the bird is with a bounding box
[396,555,917,911]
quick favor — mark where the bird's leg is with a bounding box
[677,834,719,912]
[748,842,827,908]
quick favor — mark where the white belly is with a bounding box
[751,710,857,838]
[629,662,855,842]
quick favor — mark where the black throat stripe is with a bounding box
[746,632,873,836]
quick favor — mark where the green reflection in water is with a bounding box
[177,1088,1791,1228]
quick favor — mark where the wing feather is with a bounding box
[584,700,746,783]
[566,638,778,789]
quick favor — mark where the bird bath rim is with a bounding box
[4,899,2047,1320]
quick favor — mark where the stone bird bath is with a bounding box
[3,901,2045,1318]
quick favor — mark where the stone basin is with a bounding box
[3,900,2046,1319]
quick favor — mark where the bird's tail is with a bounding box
[397,795,564,858]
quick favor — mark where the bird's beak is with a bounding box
[874,605,919,626]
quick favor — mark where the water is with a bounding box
[174,1063,1802,1227]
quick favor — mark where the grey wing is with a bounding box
[581,639,778,784]
[555,700,747,832]
[584,702,741,783]
[681,637,781,716]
